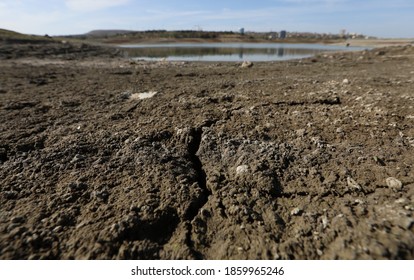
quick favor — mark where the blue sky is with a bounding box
[0,0,413,38]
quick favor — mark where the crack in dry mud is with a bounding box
[271,97,341,106]
[186,127,211,222]
[184,124,219,259]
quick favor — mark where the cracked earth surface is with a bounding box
[1,42,413,259]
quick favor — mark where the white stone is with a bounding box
[241,61,253,68]
[290,207,302,216]
[395,198,407,204]
[129,91,158,100]
[347,176,361,190]
[386,177,403,191]
[321,216,329,229]
[236,165,249,175]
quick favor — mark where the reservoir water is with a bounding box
[119,43,367,62]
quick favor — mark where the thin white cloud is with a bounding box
[65,0,130,12]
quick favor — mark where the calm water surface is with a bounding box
[119,43,367,62]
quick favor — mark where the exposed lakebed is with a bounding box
[120,42,368,62]
[1,40,413,260]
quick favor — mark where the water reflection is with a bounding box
[120,43,366,62]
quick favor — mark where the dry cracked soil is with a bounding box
[0,40,413,259]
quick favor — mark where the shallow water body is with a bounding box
[120,43,368,62]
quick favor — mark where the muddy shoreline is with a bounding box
[0,41,413,259]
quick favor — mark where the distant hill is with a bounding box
[0,28,54,43]
[1,28,359,45]
[85,30,135,37]
[65,29,351,44]
[0,28,28,38]
[68,29,241,43]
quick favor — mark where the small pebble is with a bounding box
[236,165,249,175]
[53,226,62,233]
[354,199,364,205]
[347,176,361,190]
[290,207,302,216]
[395,198,407,204]
[241,61,253,68]
[386,177,403,191]
[321,216,329,229]
[342,79,350,84]
[404,204,414,211]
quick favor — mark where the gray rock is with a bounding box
[119,91,132,100]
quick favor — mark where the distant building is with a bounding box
[239,28,245,35]
[279,30,287,39]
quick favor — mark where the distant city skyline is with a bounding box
[0,0,413,38]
